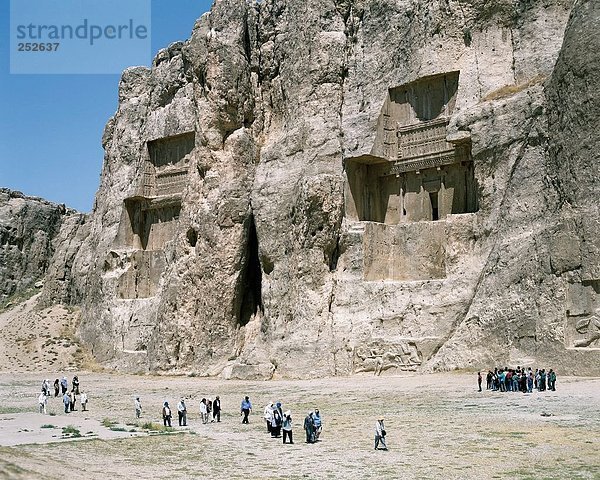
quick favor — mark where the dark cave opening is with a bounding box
[237,214,263,327]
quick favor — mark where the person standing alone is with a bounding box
[374,417,387,451]
[241,396,252,424]
[135,397,142,418]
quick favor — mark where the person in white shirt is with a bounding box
[38,392,47,414]
[199,398,208,424]
[80,392,88,411]
[177,399,187,426]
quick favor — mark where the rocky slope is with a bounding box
[0,189,84,301]
[6,0,599,377]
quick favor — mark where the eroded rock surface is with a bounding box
[0,189,82,300]
[5,0,600,377]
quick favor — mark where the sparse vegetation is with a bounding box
[61,426,81,438]
[483,75,547,102]
[40,424,55,429]
[0,288,39,313]
[101,418,117,428]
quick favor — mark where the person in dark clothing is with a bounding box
[304,411,315,443]
[54,379,60,397]
[213,396,221,422]
[477,372,482,392]
[72,376,80,394]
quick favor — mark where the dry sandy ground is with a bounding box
[0,371,599,480]
[0,294,84,373]
[0,298,598,479]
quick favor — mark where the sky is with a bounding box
[0,0,213,212]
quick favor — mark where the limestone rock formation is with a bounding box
[0,189,83,300]
[5,0,600,377]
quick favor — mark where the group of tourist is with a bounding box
[260,400,324,445]
[36,380,389,451]
[37,375,88,414]
[155,395,222,427]
[478,367,557,393]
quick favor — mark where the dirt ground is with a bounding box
[0,371,599,480]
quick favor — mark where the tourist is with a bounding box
[212,396,221,422]
[81,391,88,411]
[200,398,208,424]
[41,379,50,396]
[38,392,47,414]
[60,376,68,394]
[486,371,493,390]
[72,375,80,394]
[162,401,172,427]
[264,402,274,433]
[282,410,293,444]
[206,398,213,421]
[527,370,534,393]
[271,406,282,438]
[477,372,482,392]
[135,397,142,418]
[177,398,187,426]
[62,392,70,414]
[69,390,77,411]
[241,396,252,424]
[374,416,387,451]
[303,411,315,444]
[313,409,322,441]
[53,378,60,397]
[548,369,557,391]
[540,369,547,391]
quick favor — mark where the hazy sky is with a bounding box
[0,0,213,212]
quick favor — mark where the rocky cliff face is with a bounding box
[0,189,84,301]
[43,0,599,377]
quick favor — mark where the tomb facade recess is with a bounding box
[345,72,478,226]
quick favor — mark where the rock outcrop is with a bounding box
[6,0,600,377]
[0,189,83,300]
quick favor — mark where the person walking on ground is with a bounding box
[162,402,172,427]
[38,392,47,414]
[60,376,68,395]
[54,378,60,397]
[271,406,282,438]
[264,402,274,433]
[212,396,221,422]
[241,396,252,424]
[478,372,483,392]
[41,379,49,396]
[80,391,88,412]
[304,411,315,444]
[282,410,294,444]
[177,398,187,426]
[135,397,142,418]
[313,409,322,441]
[374,416,388,451]
[62,392,70,414]
[69,391,77,412]
[200,398,208,424]
[72,376,80,395]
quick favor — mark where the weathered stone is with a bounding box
[4,0,600,377]
[0,189,80,299]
